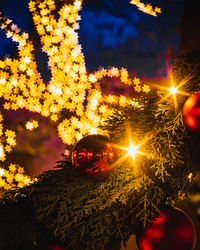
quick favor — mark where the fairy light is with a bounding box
[0,145,4,158]
[152,64,191,112]
[0,0,153,190]
[25,120,38,131]
[64,149,70,156]
[0,77,6,85]
[0,0,151,146]
[88,74,97,83]
[130,0,161,16]
[23,56,31,64]
[11,78,18,85]
[89,128,97,134]
[126,141,141,161]
[188,173,193,180]
[26,121,34,130]
[0,164,36,190]
[169,86,178,96]
[0,168,5,176]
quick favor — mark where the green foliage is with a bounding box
[1,51,200,249]
[0,157,170,249]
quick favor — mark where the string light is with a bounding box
[188,172,193,180]
[0,164,36,190]
[64,149,70,156]
[0,168,5,176]
[0,0,152,190]
[26,120,39,130]
[169,86,178,96]
[130,0,161,16]
[0,0,151,146]
[126,141,141,161]
[0,145,4,159]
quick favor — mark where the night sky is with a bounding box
[0,0,186,176]
[0,0,189,182]
[0,0,184,78]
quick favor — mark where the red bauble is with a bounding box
[182,92,200,132]
[136,207,196,250]
[72,134,114,178]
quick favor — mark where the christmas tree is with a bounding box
[0,0,199,249]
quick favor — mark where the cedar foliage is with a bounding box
[1,49,200,250]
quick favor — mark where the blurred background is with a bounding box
[0,0,186,175]
[0,0,200,249]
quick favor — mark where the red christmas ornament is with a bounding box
[136,207,196,250]
[182,92,200,132]
[72,134,114,178]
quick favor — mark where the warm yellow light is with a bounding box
[26,120,38,130]
[26,121,34,130]
[130,0,161,16]
[88,74,97,83]
[64,149,70,156]
[90,128,97,134]
[0,168,5,176]
[23,56,31,64]
[0,0,153,191]
[169,86,178,95]
[126,141,140,161]
[188,173,193,180]
[0,145,4,158]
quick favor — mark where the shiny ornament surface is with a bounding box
[182,92,200,132]
[72,134,114,178]
[136,207,196,250]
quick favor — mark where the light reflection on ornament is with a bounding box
[72,135,114,178]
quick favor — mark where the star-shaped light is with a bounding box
[126,141,142,161]
[169,86,178,96]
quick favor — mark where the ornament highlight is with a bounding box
[183,92,200,132]
[136,207,196,250]
[72,134,114,178]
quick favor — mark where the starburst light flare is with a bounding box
[169,86,178,96]
[126,140,142,162]
[110,130,149,169]
[152,65,191,111]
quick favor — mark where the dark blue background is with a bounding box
[0,0,184,78]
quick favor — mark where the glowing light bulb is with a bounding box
[0,145,4,158]
[90,128,97,134]
[0,168,5,176]
[64,149,70,156]
[26,121,34,130]
[188,173,193,180]
[169,86,178,95]
[127,141,140,160]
